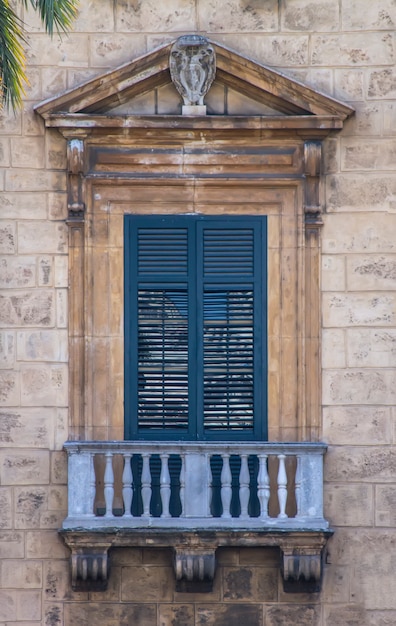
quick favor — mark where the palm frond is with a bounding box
[0,0,26,110]
[24,0,78,35]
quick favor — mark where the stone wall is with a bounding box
[0,1,395,624]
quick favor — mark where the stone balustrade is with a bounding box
[63,441,328,531]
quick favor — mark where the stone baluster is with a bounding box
[179,453,185,517]
[239,454,250,518]
[122,453,133,517]
[141,453,152,517]
[221,454,232,519]
[277,454,288,519]
[89,453,96,517]
[295,455,302,518]
[104,453,114,518]
[208,455,213,518]
[257,454,270,519]
[160,453,171,518]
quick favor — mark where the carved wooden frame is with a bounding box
[61,125,326,443]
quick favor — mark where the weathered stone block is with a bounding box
[6,170,65,192]
[56,289,68,328]
[16,590,41,620]
[159,604,195,626]
[0,331,15,368]
[0,559,42,588]
[342,139,396,171]
[45,130,67,170]
[323,406,392,445]
[0,370,20,406]
[368,68,396,99]
[38,257,53,287]
[121,565,174,601]
[324,484,373,526]
[384,103,396,136]
[0,408,52,447]
[334,69,364,101]
[74,0,115,32]
[54,256,68,288]
[323,293,396,327]
[321,564,350,604]
[0,290,55,327]
[64,602,157,626]
[116,0,196,32]
[45,604,64,626]
[323,213,396,254]
[0,591,16,621]
[265,605,320,626]
[0,487,12,529]
[11,137,45,168]
[200,0,278,32]
[322,330,346,368]
[18,222,67,254]
[0,137,10,166]
[347,329,396,367]
[282,0,339,32]
[217,34,309,67]
[326,174,396,212]
[375,485,396,527]
[0,449,50,485]
[324,604,366,626]
[311,33,394,66]
[367,611,396,625]
[347,255,396,290]
[26,531,69,559]
[0,532,24,558]
[342,0,396,30]
[0,221,16,253]
[0,192,47,219]
[54,408,68,451]
[26,33,89,67]
[324,369,396,405]
[44,560,87,602]
[196,604,263,626]
[21,364,68,407]
[90,34,146,68]
[41,67,67,98]
[322,255,346,291]
[15,486,48,529]
[17,330,68,362]
[325,446,396,483]
[223,566,278,602]
[50,452,67,485]
[48,192,68,220]
[343,103,382,137]
[0,256,36,289]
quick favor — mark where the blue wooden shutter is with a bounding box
[124,215,267,441]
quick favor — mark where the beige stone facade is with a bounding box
[1,1,395,624]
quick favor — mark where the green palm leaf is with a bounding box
[0,0,78,111]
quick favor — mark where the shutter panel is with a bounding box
[124,215,267,441]
[197,222,264,437]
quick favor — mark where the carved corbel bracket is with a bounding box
[304,140,323,227]
[61,533,112,592]
[174,547,216,592]
[280,540,327,593]
[67,138,86,220]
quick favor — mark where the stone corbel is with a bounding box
[62,533,112,592]
[67,138,85,220]
[304,140,322,227]
[280,544,325,593]
[174,547,216,592]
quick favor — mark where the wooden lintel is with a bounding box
[43,114,344,134]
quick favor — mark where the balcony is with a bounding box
[61,441,332,593]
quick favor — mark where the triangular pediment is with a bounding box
[35,38,353,127]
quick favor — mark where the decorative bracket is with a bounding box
[280,543,326,593]
[62,534,112,592]
[67,138,85,220]
[304,140,322,226]
[174,547,216,593]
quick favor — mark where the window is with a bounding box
[124,215,267,441]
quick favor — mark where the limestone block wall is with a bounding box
[0,1,395,625]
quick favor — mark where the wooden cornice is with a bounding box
[35,38,354,126]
